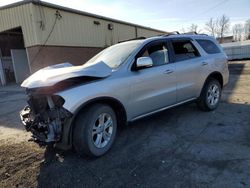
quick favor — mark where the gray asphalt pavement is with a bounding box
[0,60,250,188]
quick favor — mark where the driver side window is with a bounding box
[140,43,169,67]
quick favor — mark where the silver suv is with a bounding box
[20,34,229,157]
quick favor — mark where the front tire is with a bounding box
[73,104,117,157]
[197,79,222,111]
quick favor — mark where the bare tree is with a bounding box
[205,18,217,37]
[216,14,230,43]
[233,24,244,41]
[180,27,186,33]
[180,24,201,34]
[189,24,200,33]
[180,23,201,33]
[244,19,250,40]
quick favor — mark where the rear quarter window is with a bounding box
[196,39,221,54]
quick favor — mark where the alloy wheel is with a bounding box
[207,84,220,106]
[92,113,113,148]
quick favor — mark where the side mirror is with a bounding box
[136,57,153,68]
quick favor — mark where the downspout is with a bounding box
[135,26,138,38]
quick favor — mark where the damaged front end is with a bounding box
[19,61,112,147]
[20,93,72,145]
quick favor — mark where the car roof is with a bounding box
[142,34,216,44]
[118,34,218,48]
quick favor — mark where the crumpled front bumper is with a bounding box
[20,105,32,130]
[20,104,72,145]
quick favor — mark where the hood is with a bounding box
[21,62,112,88]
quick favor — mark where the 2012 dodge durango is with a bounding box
[20,34,229,157]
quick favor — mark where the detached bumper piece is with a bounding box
[20,96,72,145]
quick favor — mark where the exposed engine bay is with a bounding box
[19,62,112,146]
[20,93,72,144]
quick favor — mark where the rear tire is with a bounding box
[73,104,117,157]
[197,78,222,111]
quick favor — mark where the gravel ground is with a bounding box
[0,60,250,188]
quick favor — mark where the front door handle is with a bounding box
[202,62,208,66]
[163,69,174,74]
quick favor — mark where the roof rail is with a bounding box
[162,31,180,36]
[198,33,209,36]
[182,31,198,35]
[182,31,208,36]
[118,36,146,43]
[157,31,180,38]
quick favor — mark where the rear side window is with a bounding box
[196,39,221,54]
[171,40,200,61]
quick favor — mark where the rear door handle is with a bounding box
[202,62,208,66]
[163,69,174,74]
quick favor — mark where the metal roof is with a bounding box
[0,0,168,34]
[221,40,250,47]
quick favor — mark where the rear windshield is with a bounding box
[196,39,221,54]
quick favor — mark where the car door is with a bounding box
[128,40,177,119]
[170,39,208,102]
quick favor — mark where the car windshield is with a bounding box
[84,40,143,69]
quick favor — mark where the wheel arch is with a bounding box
[196,71,223,111]
[207,71,223,87]
[200,71,223,96]
[58,96,128,149]
[73,96,128,127]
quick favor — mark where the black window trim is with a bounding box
[131,39,174,71]
[170,39,201,63]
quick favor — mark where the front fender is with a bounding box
[56,79,129,115]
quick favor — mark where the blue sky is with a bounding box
[1,0,250,33]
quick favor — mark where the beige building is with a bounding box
[0,0,167,85]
